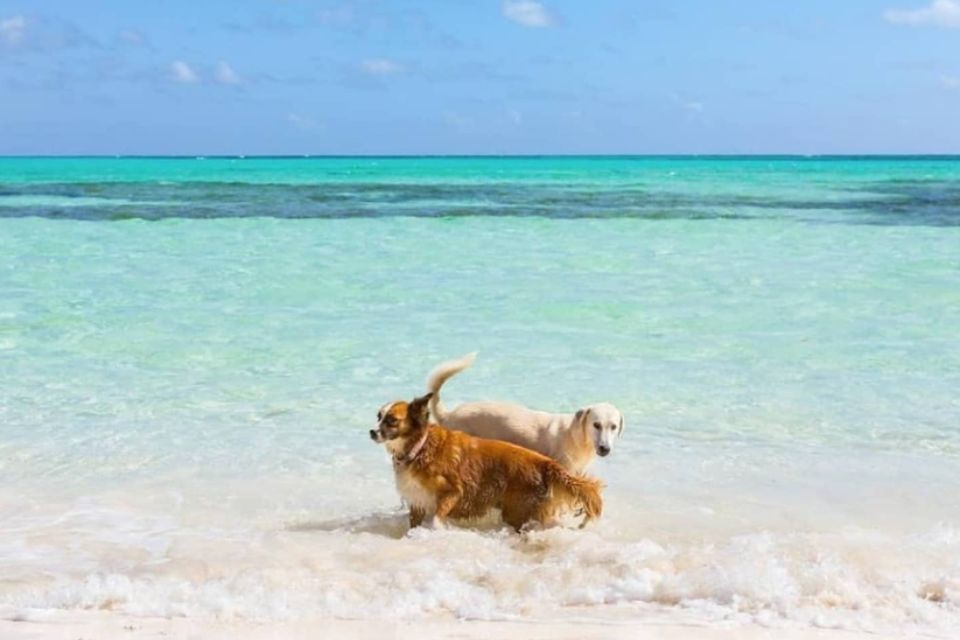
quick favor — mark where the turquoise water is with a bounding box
[1,157,959,633]
[1,155,959,224]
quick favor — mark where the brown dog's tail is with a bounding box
[546,464,603,527]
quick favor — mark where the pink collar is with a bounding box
[395,429,430,465]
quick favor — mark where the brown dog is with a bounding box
[370,392,603,531]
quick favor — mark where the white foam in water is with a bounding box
[1,486,958,636]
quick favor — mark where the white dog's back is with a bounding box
[424,354,614,472]
[442,400,562,455]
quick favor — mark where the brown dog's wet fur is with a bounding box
[371,393,603,531]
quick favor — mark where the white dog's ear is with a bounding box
[574,407,589,428]
[618,414,624,437]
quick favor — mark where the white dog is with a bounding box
[425,353,624,474]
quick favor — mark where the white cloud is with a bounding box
[167,60,241,86]
[942,74,960,89]
[672,93,705,115]
[0,15,94,52]
[215,61,241,85]
[360,58,404,75]
[884,0,960,28]
[0,15,26,47]
[317,5,355,27]
[170,60,199,84]
[502,1,556,28]
[287,112,319,130]
[119,29,147,46]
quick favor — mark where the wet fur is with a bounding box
[372,393,603,531]
[426,353,624,473]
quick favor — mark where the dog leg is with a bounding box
[430,491,461,529]
[502,503,535,532]
[409,507,426,529]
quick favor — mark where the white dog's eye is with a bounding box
[593,422,601,430]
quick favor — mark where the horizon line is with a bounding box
[2,153,960,160]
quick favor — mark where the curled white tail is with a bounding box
[425,352,477,423]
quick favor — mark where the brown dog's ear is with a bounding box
[408,392,433,426]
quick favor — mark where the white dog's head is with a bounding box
[575,402,624,458]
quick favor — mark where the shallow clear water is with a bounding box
[1,157,959,634]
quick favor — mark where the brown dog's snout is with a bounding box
[369,429,379,441]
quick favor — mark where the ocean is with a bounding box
[1,156,958,635]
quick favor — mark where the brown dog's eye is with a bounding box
[377,411,383,421]
[593,422,602,430]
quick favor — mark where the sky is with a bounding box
[0,0,958,155]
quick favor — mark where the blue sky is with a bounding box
[1,0,958,154]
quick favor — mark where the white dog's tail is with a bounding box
[426,352,477,423]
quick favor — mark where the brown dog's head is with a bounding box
[370,392,432,444]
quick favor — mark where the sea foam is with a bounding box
[1,500,958,637]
